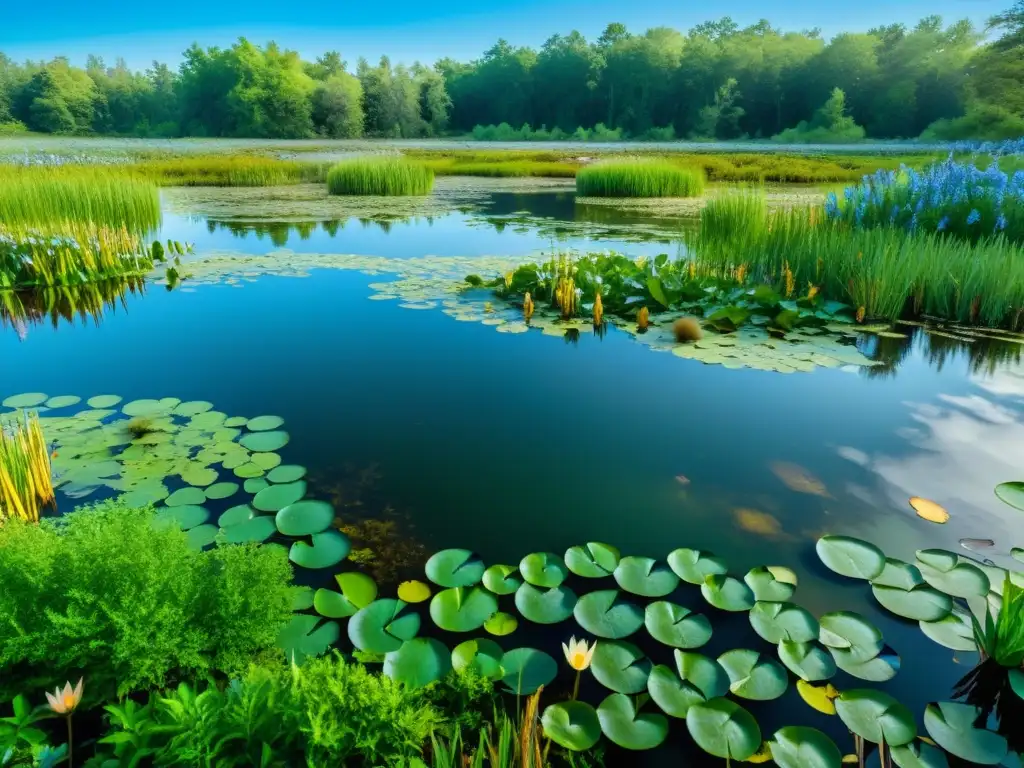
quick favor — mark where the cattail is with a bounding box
[856,306,866,323]
[523,292,534,320]
[593,291,603,326]
[637,306,650,331]
[783,261,794,298]
[807,283,819,300]
[735,263,747,283]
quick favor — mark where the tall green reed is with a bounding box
[326,157,434,196]
[134,155,331,186]
[576,161,705,197]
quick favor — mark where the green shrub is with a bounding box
[0,121,28,136]
[326,157,434,196]
[0,501,297,699]
[922,103,1024,141]
[576,161,705,197]
[772,89,867,144]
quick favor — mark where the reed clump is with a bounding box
[0,411,55,523]
[326,157,434,196]
[0,166,161,233]
[576,161,706,198]
[700,189,769,243]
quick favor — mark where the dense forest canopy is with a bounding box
[1,4,1023,141]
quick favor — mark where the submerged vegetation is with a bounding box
[326,156,435,196]
[576,161,706,198]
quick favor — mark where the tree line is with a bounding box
[1,5,1022,141]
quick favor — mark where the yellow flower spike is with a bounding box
[523,292,535,320]
[856,306,866,323]
[783,261,795,298]
[45,678,84,715]
[503,271,514,289]
[807,283,819,300]
[637,307,650,331]
[593,292,603,326]
[735,264,747,284]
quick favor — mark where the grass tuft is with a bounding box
[326,157,434,196]
[576,161,706,197]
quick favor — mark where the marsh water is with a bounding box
[4,177,1023,764]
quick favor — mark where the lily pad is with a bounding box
[397,580,431,603]
[222,514,276,543]
[831,644,901,682]
[335,571,378,609]
[718,648,789,700]
[816,535,886,580]
[873,558,925,590]
[251,452,281,471]
[744,566,798,602]
[597,693,669,751]
[291,586,314,611]
[2,392,48,408]
[267,464,307,483]
[614,556,680,597]
[500,648,557,694]
[749,601,819,644]
[223,416,248,428]
[45,396,81,409]
[779,641,837,682]
[425,549,485,588]
[910,496,950,524]
[218,504,254,528]
[430,586,499,632]
[243,478,269,494]
[275,499,334,536]
[277,614,339,665]
[173,401,213,417]
[182,466,218,487]
[289,530,351,569]
[156,504,208,530]
[122,399,167,417]
[348,598,421,653]
[520,552,568,588]
[668,548,728,584]
[797,680,840,715]
[700,574,754,612]
[686,697,761,760]
[590,641,652,694]
[573,590,644,639]
[165,487,207,507]
[916,549,990,598]
[768,726,843,768]
[484,612,518,636]
[233,463,264,479]
[924,701,1008,765]
[254,481,307,513]
[87,395,122,408]
[314,588,360,619]
[247,415,285,431]
[647,664,706,719]
[872,583,952,622]
[818,611,884,658]
[565,542,620,578]
[889,741,950,768]
[482,564,522,595]
[835,689,917,746]
[185,524,218,549]
[515,583,576,625]
[384,637,451,688]
[919,611,976,652]
[542,701,602,751]
[239,430,289,452]
[644,601,712,648]
[204,482,239,500]
[452,638,504,680]
[994,482,1024,511]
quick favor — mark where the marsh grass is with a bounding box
[0,224,154,288]
[0,167,160,233]
[326,157,434,196]
[576,161,706,197]
[134,155,331,186]
[0,411,55,523]
[700,189,768,242]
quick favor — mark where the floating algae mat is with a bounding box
[151,250,881,374]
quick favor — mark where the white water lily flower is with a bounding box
[562,636,597,671]
[45,678,84,715]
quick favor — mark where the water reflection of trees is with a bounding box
[1,278,146,338]
[204,216,440,245]
[862,326,1023,378]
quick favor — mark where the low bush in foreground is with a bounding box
[576,161,705,197]
[0,501,297,699]
[327,157,434,196]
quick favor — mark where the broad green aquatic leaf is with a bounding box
[872,583,952,621]
[348,599,420,653]
[291,586,314,611]
[223,416,248,428]
[156,504,208,531]
[597,693,668,751]
[484,612,518,636]
[204,482,239,500]
[267,464,307,483]
[614,556,680,597]
[384,637,450,688]
[87,395,122,409]
[889,741,950,768]
[920,610,976,652]
[182,466,218,487]
[701,574,754,612]
[173,401,213,417]
[500,648,557,694]
[835,689,916,746]
[45,396,81,409]
[425,549,485,588]
[644,601,712,648]
[924,702,1008,765]
[275,499,334,536]
[668,548,728,584]
[2,393,47,408]
[818,611,884,658]
[482,564,522,595]
[520,552,568,588]
[718,649,788,700]
[122,399,171,417]
[336,572,377,608]
[768,726,842,768]
[452,638,504,680]
[574,590,644,639]
[514,583,576,624]
[916,549,991,598]
[239,430,289,452]
[591,641,652,694]
[744,566,798,602]
[431,586,499,632]
[314,588,360,619]
[397,580,431,603]
[289,530,350,569]
[243,478,269,494]
[542,701,602,751]
[185,524,218,549]
[779,641,837,682]
[565,542,620,578]
[251,452,281,471]
[165,487,207,507]
[277,615,339,665]
[253,481,307,513]
[873,558,925,590]
[797,680,840,715]
[219,504,254,528]
[831,645,900,682]
[189,411,226,429]
[816,535,886,580]
[233,463,264,479]
[222,514,276,543]
[749,601,819,643]
[246,415,285,431]
[994,482,1024,511]
[647,663,708,718]
[686,697,761,760]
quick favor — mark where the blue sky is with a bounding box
[0,0,1008,69]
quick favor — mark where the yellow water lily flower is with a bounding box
[562,636,596,671]
[45,678,84,715]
